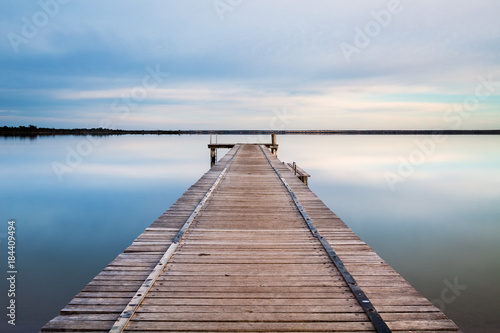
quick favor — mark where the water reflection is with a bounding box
[0,135,499,332]
[0,135,210,332]
[278,135,500,332]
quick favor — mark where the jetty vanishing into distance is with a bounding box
[42,138,461,332]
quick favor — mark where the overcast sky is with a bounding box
[1,0,499,130]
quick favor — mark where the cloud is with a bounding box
[1,0,499,129]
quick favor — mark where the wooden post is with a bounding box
[210,148,217,168]
[271,133,278,156]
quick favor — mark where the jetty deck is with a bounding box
[42,144,461,332]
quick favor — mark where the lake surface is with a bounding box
[1,134,499,332]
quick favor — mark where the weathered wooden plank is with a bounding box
[131,312,369,322]
[42,319,115,331]
[387,320,459,330]
[60,304,441,315]
[149,286,351,293]
[124,321,376,331]
[144,292,357,299]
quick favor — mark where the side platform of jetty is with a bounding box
[42,144,461,333]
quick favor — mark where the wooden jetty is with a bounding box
[42,143,461,332]
[208,133,279,167]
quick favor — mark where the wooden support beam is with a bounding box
[210,148,217,168]
[271,133,278,156]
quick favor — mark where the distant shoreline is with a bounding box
[1,126,500,137]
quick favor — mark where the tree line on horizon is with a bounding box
[1,125,499,137]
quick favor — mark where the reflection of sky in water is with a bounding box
[278,135,500,332]
[0,135,210,332]
[0,135,499,332]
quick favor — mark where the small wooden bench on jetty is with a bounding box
[285,162,311,186]
[42,137,461,332]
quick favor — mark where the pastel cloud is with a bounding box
[1,0,499,129]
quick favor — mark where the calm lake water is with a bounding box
[1,135,499,332]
